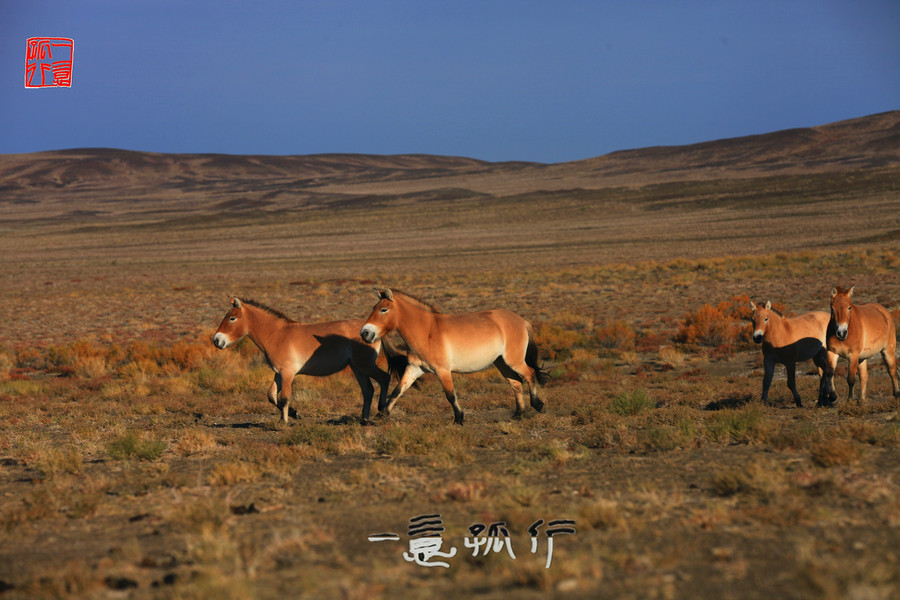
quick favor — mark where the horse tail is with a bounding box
[525,325,551,386]
[380,337,420,388]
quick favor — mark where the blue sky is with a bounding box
[1,1,897,163]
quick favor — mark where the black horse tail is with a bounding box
[526,330,551,386]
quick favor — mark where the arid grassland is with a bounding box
[1,113,899,599]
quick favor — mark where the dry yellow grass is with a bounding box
[1,114,899,598]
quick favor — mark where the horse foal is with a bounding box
[213,297,397,423]
[749,300,834,407]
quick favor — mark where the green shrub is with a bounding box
[107,432,167,461]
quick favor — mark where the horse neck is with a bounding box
[394,296,438,349]
[763,311,786,341]
[242,305,285,357]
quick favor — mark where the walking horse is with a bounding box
[360,289,549,424]
[213,297,404,423]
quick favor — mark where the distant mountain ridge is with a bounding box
[1,111,897,223]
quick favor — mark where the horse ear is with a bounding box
[765,300,771,310]
[231,297,242,308]
[847,285,855,297]
[378,289,393,301]
[831,286,838,298]
[749,300,756,311]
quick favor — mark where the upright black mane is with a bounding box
[241,299,296,322]
[393,290,441,313]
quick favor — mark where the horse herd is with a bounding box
[750,285,899,410]
[212,289,548,425]
[212,285,899,425]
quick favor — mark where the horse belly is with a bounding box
[296,343,352,377]
[448,340,503,373]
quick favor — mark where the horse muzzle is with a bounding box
[360,324,379,343]
[835,327,848,342]
[752,332,764,344]
[212,333,229,349]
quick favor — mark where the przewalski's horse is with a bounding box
[359,289,549,424]
[749,300,835,407]
[823,285,900,406]
[213,297,404,424]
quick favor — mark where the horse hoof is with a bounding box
[531,399,545,413]
[454,413,465,425]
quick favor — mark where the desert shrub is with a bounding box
[675,294,753,348]
[635,331,671,353]
[0,350,13,381]
[534,323,585,360]
[609,389,653,416]
[810,438,860,467]
[207,460,261,485]
[658,346,686,368]
[33,447,84,477]
[174,428,219,456]
[107,431,167,461]
[704,406,766,444]
[15,346,44,370]
[593,320,636,351]
[709,461,785,500]
[282,424,338,448]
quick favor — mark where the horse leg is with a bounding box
[276,373,298,423]
[436,369,464,425]
[785,361,802,408]
[882,344,900,397]
[857,359,869,406]
[493,358,527,417]
[383,363,424,417]
[496,356,544,413]
[814,349,835,407]
[268,374,299,420]
[845,354,860,406]
[374,367,391,414]
[760,356,775,404]
[267,379,278,410]
[823,352,839,405]
[351,368,377,425]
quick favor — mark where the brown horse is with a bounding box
[213,297,402,423]
[749,300,835,407]
[823,286,900,406]
[359,289,549,424]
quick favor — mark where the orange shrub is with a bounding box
[534,323,585,360]
[593,321,636,351]
[675,294,752,348]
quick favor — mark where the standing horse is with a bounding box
[823,286,900,406]
[213,297,402,423]
[359,289,549,424]
[749,300,835,407]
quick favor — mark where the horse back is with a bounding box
[855,302,896,353]
[764,311,828,362]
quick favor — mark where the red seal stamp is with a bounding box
[25,37,74,88]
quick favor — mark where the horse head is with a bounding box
[213,296,249,349]
[749,300,773,344]
[360,288,397,343]
[830,285,855,341]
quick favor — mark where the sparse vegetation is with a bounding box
[1,115,900,598]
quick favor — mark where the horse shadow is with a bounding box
[703,395,752,411]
